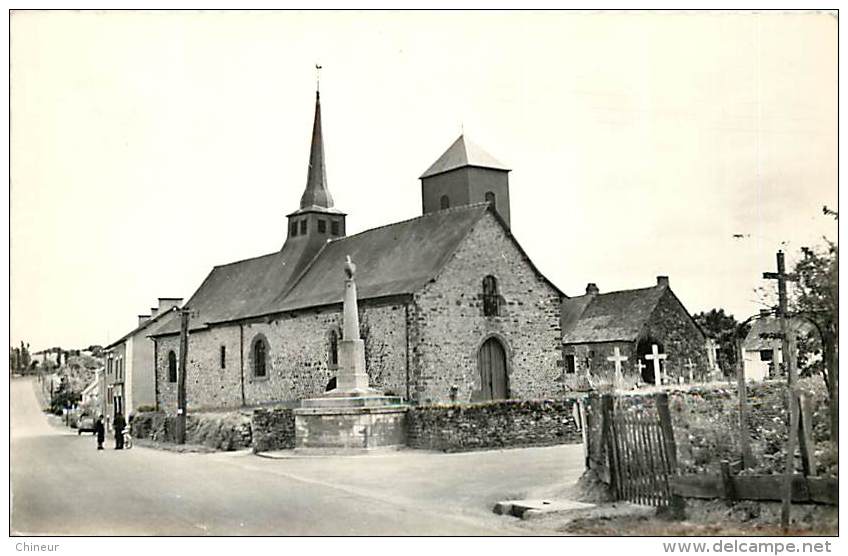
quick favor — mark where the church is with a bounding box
[147,90,565,410]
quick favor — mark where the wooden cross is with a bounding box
[606,347,628,390]
[685,358,697,382]
[644,344,667,385]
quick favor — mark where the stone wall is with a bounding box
[411,211,563,403]
[406,398,582,452]
[154,301,408,411]
[250,407,296,452]
[131,410,252,451]
[584,378,833,477]
[642,290,709,383]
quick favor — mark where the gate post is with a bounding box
[657,392,686,518]
[601,394,618,498]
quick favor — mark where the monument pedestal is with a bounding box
[294,395,407,454]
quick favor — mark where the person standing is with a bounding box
[113,412,126,450]
[95,415,105,450]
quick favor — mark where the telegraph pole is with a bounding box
[763,250,798,532]
[175,307,190,445]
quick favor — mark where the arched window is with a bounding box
[253,337,267,378]
[168,351,177,383]
[482,275,500,317]
[440,195,450,210]
[485,191,496,210]
[328,329,339,369]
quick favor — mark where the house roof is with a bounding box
[152,203,561,336]
[105,306,180,349]
[742,316,814,351]
[420,135,511,179]
[561,285,668,344]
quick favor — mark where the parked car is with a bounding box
[77,415,96,435]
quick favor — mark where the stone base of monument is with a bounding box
[293,394,407,454]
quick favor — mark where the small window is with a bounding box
[328,329,339,368]
[331,220,340,236]
[318,219,327,234]
[482,275,500,317]
[168,351,177,383]
[440,195,450,210]
[220,346,226,369]
[565,355,576,374]
[760,349,774,362]
[253,338,267,378]
[291,221,298,237]
[485,191,496,210]
[300,220,307,235]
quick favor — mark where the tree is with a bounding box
[790,239,838,442]
[693,309,744,377]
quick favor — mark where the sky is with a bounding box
[10,10,837,352]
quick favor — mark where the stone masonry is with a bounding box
[410,211,563,403]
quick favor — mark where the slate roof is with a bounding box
[561,285,668,344]
[151,203,560,336]
[105,306,180,349]
[420,135,511,178]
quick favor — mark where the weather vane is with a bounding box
[315,63,323,92]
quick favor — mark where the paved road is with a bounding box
[11,377,584,536]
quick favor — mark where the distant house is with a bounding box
[560,277,708,390]
[81,371,101,413]
[103,298,182,423]
[741,314,815,382]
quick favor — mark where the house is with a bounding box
[560,278,708,390]
[741,313,815,381]
[147,89,564,410]
[102,300,182,423]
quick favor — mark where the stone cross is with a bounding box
[606,347,628,390]
[644,344,667,386]
[684,358,697,382]
[635,359,646,376]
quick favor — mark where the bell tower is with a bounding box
[419,135,511,227]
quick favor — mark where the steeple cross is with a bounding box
[315,64,323,93]
[606,347,628,390]
[644,344,668,386]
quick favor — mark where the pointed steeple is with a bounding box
[300,91,334,210]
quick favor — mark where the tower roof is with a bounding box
[420,134,511,179]
[299,91,335,211]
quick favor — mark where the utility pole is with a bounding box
[763,250,798,532]
[175,307,190,445]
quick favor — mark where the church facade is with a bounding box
[148,92,564,411]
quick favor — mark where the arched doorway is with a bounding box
[478,337,508,400]
[636,337,664,384]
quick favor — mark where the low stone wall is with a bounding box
[406,398,583,452]
[250,407,296,452]
[131,410,252,451]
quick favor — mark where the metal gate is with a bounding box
[601,393,678,507]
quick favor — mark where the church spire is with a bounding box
[300,90,334,210]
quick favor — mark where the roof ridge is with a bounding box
[212,250,280,269]
[328,203,490,243]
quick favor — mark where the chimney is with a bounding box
[149,307,159,318]
[158,297,183,313]
[585,283,599,296]
[138,315,151,326]
[657,276,670,287]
